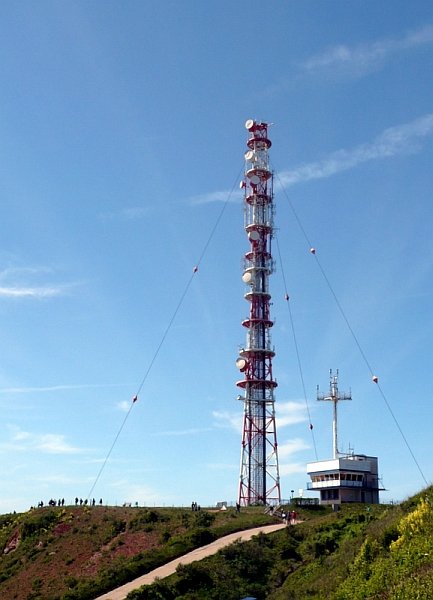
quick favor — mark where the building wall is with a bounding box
[307,455,380,505]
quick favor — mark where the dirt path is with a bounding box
[95,522,286,600]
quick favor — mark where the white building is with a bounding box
[307,454,380,505]
[307,371,382,505]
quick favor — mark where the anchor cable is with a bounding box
[275,235,318,460]
[87,167,244,500]
[275,171,428,487]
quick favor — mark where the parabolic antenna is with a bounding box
[236,358,248,371]
[245,119,255,130]
[248,174,260,185]
[244,150,255,161]
[248,230,260,242]
[242,271,253,283]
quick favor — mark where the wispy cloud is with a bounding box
[4,426,83,455]
[276,401,308,427]
[213,410,242,432]
[33,473,92,486]
[0,383,128,394]
[191,114,433,201]
[277,438,310,477]
[207,462,238,471]
[108,479,160,504]
[117,400,131,412]
[213,400,307,433]
[278,438,310,459]
[301,24,433,76]
[0,266,72,299]
[279,461,309,477]
[99,206,149,221]
[0,286,64,298]
[153,427,213,437]
[189,189,242,206]
[278,113,433,187]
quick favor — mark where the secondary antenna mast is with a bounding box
[317,369,352,459]
[236,119,281,506]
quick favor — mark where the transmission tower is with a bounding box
[236,119,281,506]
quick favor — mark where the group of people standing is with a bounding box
[75,497,103,507]
[37,498,65,508]
[35,498,104,509]
[281,510,297,525]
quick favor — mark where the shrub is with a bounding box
[20,511,58,540]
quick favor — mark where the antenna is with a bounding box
[317,369,352,459]
[236,119,280,507]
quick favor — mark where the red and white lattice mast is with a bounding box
[236,119,281,506]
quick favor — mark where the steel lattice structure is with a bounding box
[236,119,281,506]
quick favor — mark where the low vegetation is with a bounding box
[0,504,274,600]
[128,486,433,600]
[1,487,433,599]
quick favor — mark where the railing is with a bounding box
[307,480,363,490]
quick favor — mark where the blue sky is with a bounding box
[1,1,433,513]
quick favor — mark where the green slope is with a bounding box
[127,486,433,600]
[1,487,433,600]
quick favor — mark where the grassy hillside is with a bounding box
[0,504,275,600]
[127,486,433,600]
[1,487,433,600]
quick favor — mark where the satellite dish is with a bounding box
[236,358,248,372]
[248,174,260,185]
[242,272,252,283]
[244,150,255,161]
[245,119,255,130]
[248,230,260,242]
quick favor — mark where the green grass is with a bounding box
[2,490,433,600]
[0,504,277,600]
[126,488,433,600]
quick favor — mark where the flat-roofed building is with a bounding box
[307,454,380,505]
[309,371,383,506]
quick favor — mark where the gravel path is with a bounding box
[94,522,286,600]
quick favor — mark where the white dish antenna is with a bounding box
[236,358,248,371]
[242,272,253,284]
[245,119,255,130]
[244,150,255,162]
[248,230,260,242]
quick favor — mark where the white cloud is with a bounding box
[207,462,238,471]
[122,206,149,219]
[278,438,310,459]
[0,286,63,298]
[301,24,433,76]
[212,409,242,432]
[4,426,83,455]
[108,479,161,505]
[33,473,92,486]
[276,401,308,427]
[277,438,310,477]
[0,383,128,394]
[278,113,433,187]
[279,461,309,477]
[37,434,82,455]
[154,427,213,437]
[99,206,149,221]
[213,400,308,432]
[191,113,433,204]
[0,266,72,299]
[117,400,131,412]
[189,189,242,205]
